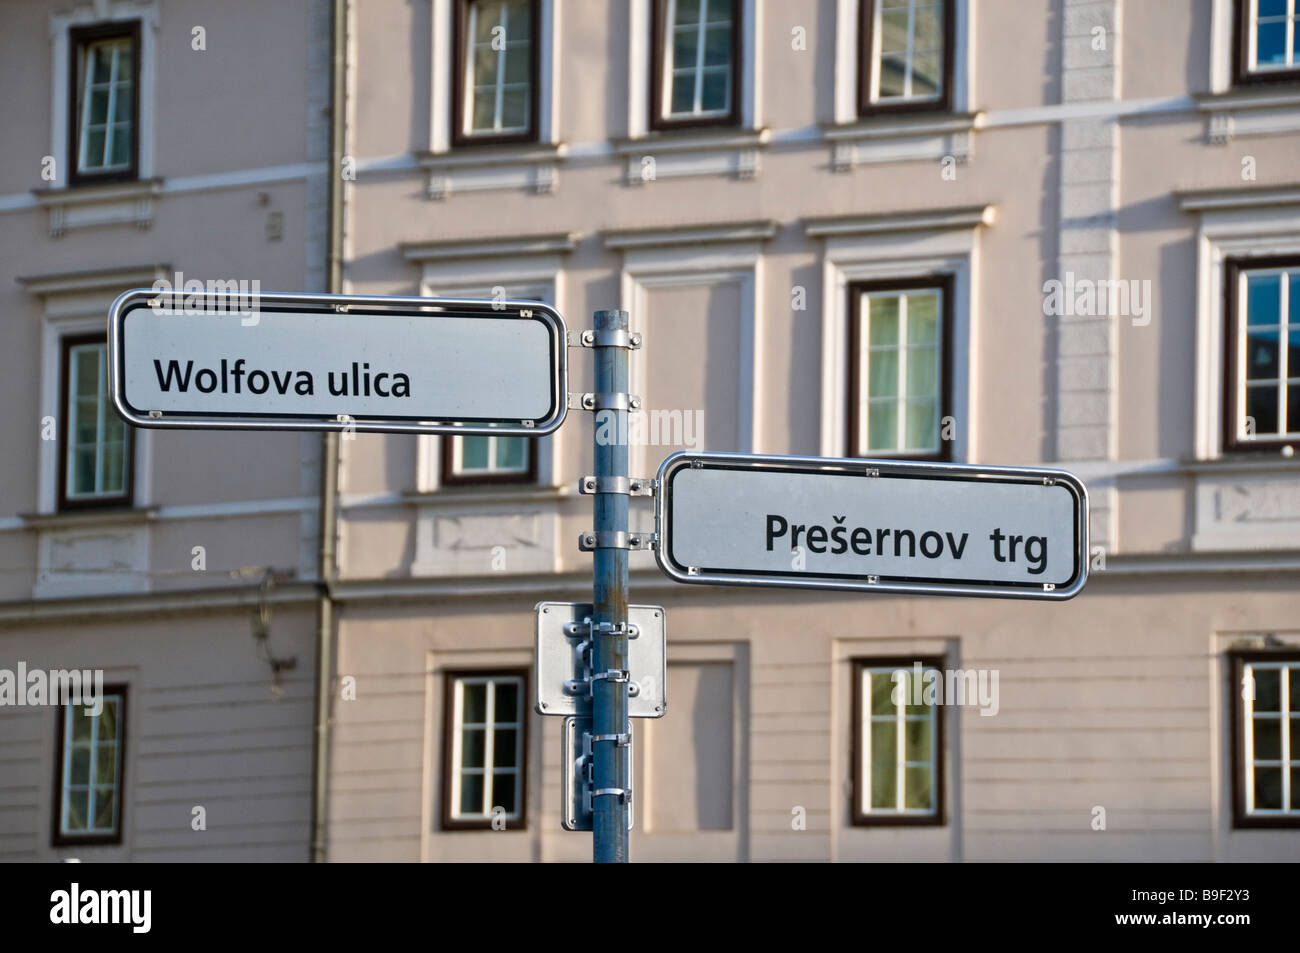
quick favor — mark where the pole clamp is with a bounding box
[589,732,632,747]
[590,669,630,684]
[567,329,643,350]
[578,531,658,551]
[589,788,632,804]
[566,392,642,412]
[577,476,658,496]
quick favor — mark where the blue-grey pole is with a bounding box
[591,308,630,862]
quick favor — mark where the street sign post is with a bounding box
[654,452,1089,600]
[107,289,567,434]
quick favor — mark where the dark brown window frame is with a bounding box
[650,0,742,132]
[440,668,530,831]
[439,434,538,487]
[58,333,134,512]
[857,0,955,117]
[850,656,946,827]
[1221,255,1299,455]
[1232,0,1300,87]
[52,684,128,847]
[451,0,542,148]
[847,274,955,462]
[67,20,142,188]
[1228,649,1300,829]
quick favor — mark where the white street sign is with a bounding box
[655,452,1089,600]
[108,289,567,434]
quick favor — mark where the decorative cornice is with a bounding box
[31,178,164,207]
[416,143,567,170]
[400,232,579,262]
[804,204,996,238]
[20,507,159,532]
[610,127,771,156]
[821,112,983,142]
[15,263,170,296]
[602,219,778,249]
[1176,184,1300,212]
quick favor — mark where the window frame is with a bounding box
[67,20,141,187]
[440,433,538,487]
[58,333,134,512]
[1221,255,1300,454]
[451,0,542,148]
[440,669,530,831]
[846,274,954,462]
[857,0,955,117]
[51,684,128,847]
[1233,0,1300,86]
[1229,649,1300,828]
[650,0,742,132]
[850,656,946,827]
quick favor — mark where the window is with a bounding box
[1223,257,1300,453]
[852,659,943,825]
[651,0,740,129]
[859,0,953,114]
[1231,652,1300,827]
[453,0,539,145]
[442,671,527,829]
[1235,0,1300,84]
[53,687,126,846]
[847,277,952,460]
[59,336,132,510]
[441,433,535,485]
[68,22,140,186]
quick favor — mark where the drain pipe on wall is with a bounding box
[311,0,347,864]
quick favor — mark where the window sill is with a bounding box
[611,126,771,185]
[1196,86,1300,143]
[821,112,981,171]
[416,143,565,199]
[32,178,163,237]
[20,506,158,531]
[1183,454,1300,475]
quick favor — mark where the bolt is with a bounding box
[629,397,641,410]
[582,330,595,345]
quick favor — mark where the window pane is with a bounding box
[907,347,939,398]
[112,85,132,122]
[93,787,117,829]
[503,46,529,84]
[700,69,729,111]
[500,86,528,128]
[912,52,940,97]
[904,717,931,762]
[495,436,527,472]
[1289,328,1300,377]
[473,45,497,86]
[1289,384,1299,434]
[65,791,89,832]
[102,444,126,494]
[1246,274,1281,325]
[89,88,110,124]
[91,47,112,84]
[74,347,99,396]
[673,25,698,66]
[868,349,899,398]
[100,700,118,740]
[461,728,485,768]
[867,297,900,345]
[1246,384,1279,434]
[908,294,939,343]
[703,25,730,67]
[95,744,118,783]
[676,0,702,25]
[494,680,519,722]
[703,0,730,24]
[74,399,98,444]
[878,53,906,97]
[1246,327,1280,379]
[73,449,97,496]
[72,708,92,742]
[880,6,909,54]
[71,746,90,786]
[870,670,897,715]
[1291,666,1300,705]
[459,436,490,471]
[906,400,938,449]
[504,0,530,40]
[905,676,932,715]
[1293,767,1300,810]
[1257,0,1287,17]
[492,771,517,813]
[1254,716,1282,760]
[870,722,897,808]
[493,729,518,767]
[867,400,898,449]
[903,766,932,809]
[1254,766,1283,809]
[470,90,495,130]
[1254,668,1281,710]
[462,682,487,722]
[460,772,484,814]
[914,2,944,51]
[474,1,503,41]
[1257,21,1287,65]
[670,73,694,114]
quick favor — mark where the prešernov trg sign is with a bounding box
[108,289,566,434]
[655,452,1088,600]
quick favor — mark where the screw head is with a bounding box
[582,330,595,344]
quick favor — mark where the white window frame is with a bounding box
[59,691,125,838]
[446,433,532,478]
[432,0,557,153]
[858,665,939,817]
[1242,660,1298,816]
[855,285,945,455]
[865,0,947,106]
[76,35,135,174]
[449,674,525,821]
[48,1,157,189]
[1245,0,1299,72]
[1233,265,1299,442]
[64,340,130,501]
[461,0,534,137]
[661,0,735,120]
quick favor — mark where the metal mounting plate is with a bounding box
[562,716,633,832]
[535,601,667,718]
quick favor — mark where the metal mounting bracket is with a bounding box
[567,329,643,350]
[578,531,658,551]
[566,392,642,412]
[577,476,658,496]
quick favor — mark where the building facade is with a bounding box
[2,0,1299,863]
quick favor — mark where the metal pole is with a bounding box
[591,308,630,862]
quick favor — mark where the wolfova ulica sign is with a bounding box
[108,289,567,435]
